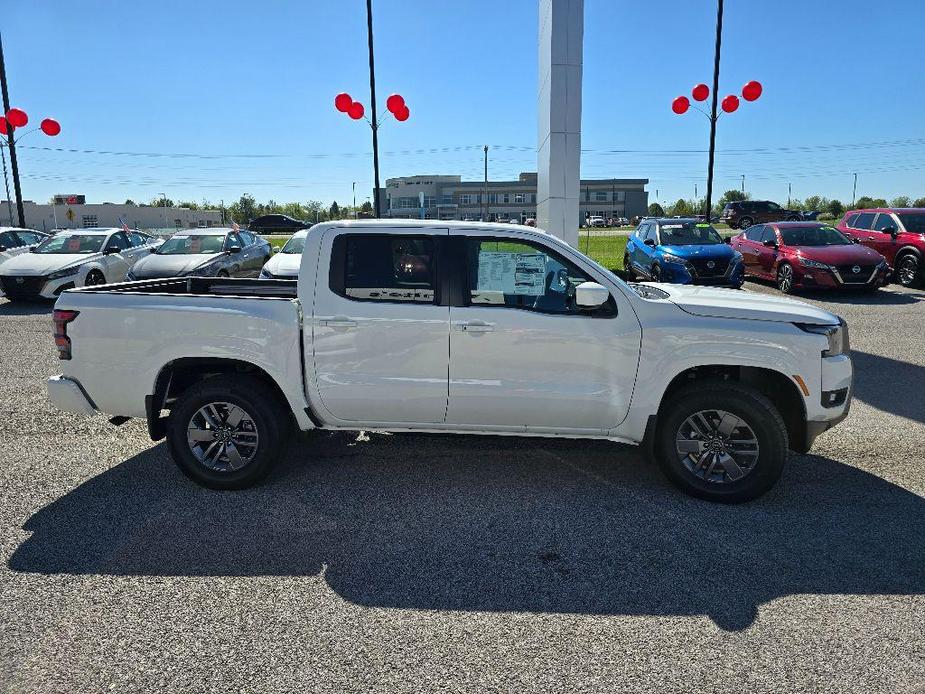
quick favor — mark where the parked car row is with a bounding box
[0,227,271,301]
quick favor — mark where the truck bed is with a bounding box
[82,276,298,299]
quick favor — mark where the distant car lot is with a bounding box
[0,280,923,692]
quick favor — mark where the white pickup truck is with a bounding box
[47,220,852,502]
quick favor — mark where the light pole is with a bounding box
[0,146,11,225]
[159,192,168,230]
[352,181,358,218]
[852,173,857,207]
[741,174,745,193]
[483,145,489,221]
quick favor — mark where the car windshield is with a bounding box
[659,223,724,246]
[780,226,851,246]
[897,212,925,234]
[34,234,107,254]
[156,234,226,255]
[280,236,306,254]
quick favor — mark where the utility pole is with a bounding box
[160,192,168,229]
[352,181,357,218]
[0,32,25,227]
[366,0,381,218]
[852,172,857,206]
[787,182,791,207]
[704,0,724,224]
[741,174,745,193]
[695,183,698,199]
[220,199,225,225]
[483,145,488,221]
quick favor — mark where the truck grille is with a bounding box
[0,275,47,298]
[689,258,729,278]
[836,264,875,284]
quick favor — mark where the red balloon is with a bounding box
[0,117,7,135]
[334,92,353,113]
[348,101,365,120]
[692,83,709,101]
[721,94,740,113]
[386,93,405,114]
[742,80,763,102]
[671,96,690,115]
[395,105,410,122]
[6,108,27,128]
[40,118,61,136]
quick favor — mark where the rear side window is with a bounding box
[873,213,896,231]
[331,234,436,304]
[760,226,777,243]
[744,225,765,241]
[107,232,129,250]
[853,213,876,230]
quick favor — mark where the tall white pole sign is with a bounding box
[536,0,583,247]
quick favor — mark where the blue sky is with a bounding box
[6,0,925,209]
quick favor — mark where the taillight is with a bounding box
[52,309,79,360]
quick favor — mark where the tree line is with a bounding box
[112,195,373,223]
[648,190,925,221]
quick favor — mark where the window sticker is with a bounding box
[477,251,546,297]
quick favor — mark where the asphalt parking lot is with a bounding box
[1,281,923,693]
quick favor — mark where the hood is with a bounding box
[131,252,221,278]
[647,283,838,325]
[790,244,883,265]
[0,252,97,276]
[661,243,735,260]
[263,252,301,277]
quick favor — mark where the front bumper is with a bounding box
[47,375,97,416]
[793,264,890,290]
[658,260,745,288]
[0,274,77,300]
[803,354,853,450]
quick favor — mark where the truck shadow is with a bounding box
[851,350,925,425]
[9,432,924,631]
[0,298,54,316]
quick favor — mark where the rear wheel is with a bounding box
[655,382,788,503]
[776,263,795,293]
[167,375,289,489]
[896,252,922,288]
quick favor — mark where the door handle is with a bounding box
[320,316,357,328]
[454,320,494,333]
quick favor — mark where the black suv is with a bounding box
[248,214,309,235]
[721,200,801,229]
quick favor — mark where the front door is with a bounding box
[446,232,641,433]
[311,228,450,425]
[756,226,779,277]
[867,213,901,264]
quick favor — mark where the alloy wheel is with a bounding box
[675,408,760,484]
[898,255,919,287]
[186,401,259,472]
[85,271,106,286]
[777,264,793,292]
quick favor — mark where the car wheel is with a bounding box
[655,381,788,503]
[167,375,289,490]
[623,254,636,280]
[84,269,106,286]
[651,264,662,282]
[739,216,754,229]
[896,252,922,288]
[776,263,795,293]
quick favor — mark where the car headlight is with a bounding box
[126,270,137,281]
[731,251,744,262]
[796,318,849,357]
[259,268,273,279]
[661,253,690,266]
[48,266,80,281]
[801,258,832,270]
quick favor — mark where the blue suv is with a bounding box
[624,218,745,288]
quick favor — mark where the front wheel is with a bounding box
[776,263,795,293]
[167,375,289,489]
[655,382,789,503]
[84,269,106,286]
[896,253,922,288]
[623,254,636,280]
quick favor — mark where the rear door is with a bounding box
[736,225,766,275]
[446,230,641,433]
[847,212,880,257]
[310,227,450,425]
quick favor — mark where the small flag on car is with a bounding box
[231,221,240,231]
[119,216,130,232]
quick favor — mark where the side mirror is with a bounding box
[227,245,242,254]
[575,281,610,309]
[884,226,898,237]
[762,239,777,248]
[104,245,122,255]
[643,238,656,247]
[0,245,6,252]
[272,245,281,254]
[149,246,157,253]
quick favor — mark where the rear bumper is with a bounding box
[47,375,97,416]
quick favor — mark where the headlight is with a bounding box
[801,258,832,270]
[126,270,137,281]
[797,318,849,357]
[48,266,80,281]
[661,253,689,266]
[259,268,273,279]
[185,262,220,277]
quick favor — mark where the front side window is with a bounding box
[767,202,781,211]
[16,231,43,245]
[760,226,777,244]
[335,235,435,303]
[645,225,659,243]
[780,226,851,246]
[106,232,130,250]
[0,231,21,249]
[465,238,607,316]
[156,234,226,255]
[853,213,876,230]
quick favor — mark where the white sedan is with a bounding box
[0,227,50,296]
[258,229,308,279]
[0,227,160,301]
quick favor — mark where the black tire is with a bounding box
[655,381,788,503]
[84,269,106,287]
[623,254,636,281]
[895,252,922,288]
[776,262,795,293]
[167,375,289,490]
[739,216,754,229]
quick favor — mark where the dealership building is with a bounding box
[377,173,649,223]
[2,198,223,233]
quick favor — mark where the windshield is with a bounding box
[156,234,226,255]
[659,222,724,246]
[780,226,851,246]
[280,235,306,254]
[34,234,107,254]
[897,213,925,234]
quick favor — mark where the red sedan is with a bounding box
[730,222,890,294]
